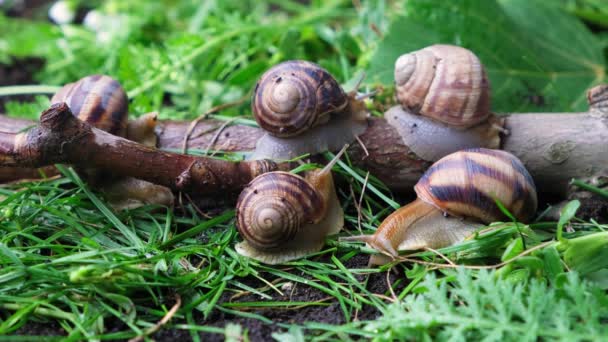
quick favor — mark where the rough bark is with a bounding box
[156,112,608,196]
[502,112,608,192]
[0,103,276,195]
[157,116,431,191]
[1,105,607,197]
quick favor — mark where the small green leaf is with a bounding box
[541,245,564,284]
[272,326,306,342]
[505,268,530,283]
[557,200,580,241]
[225,323,243,342]
[514,256,544,272]
[501,237,524,261]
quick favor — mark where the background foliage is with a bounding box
[0,0,607,340]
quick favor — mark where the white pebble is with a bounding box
[49,1,75,25]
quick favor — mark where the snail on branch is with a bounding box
[250,60,368,160]
[387,45,504,162]
[0,102,277,195]
[51,74,158,147]
[51,74,129,136]
[50,74,172,208]
[235,146,348,264]
[342,148,538,261]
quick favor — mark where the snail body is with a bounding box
[236,147,347,264]
[51,74,128,136]
[394,44,491,129]
[250,60,367,160]
[342,148,537,259]
[385,106,503,161]
[126,112,158,147]
[250,114,364,160]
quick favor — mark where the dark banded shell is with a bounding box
[236,171,325,250]
[587,84,608,114]
[51,75,128,136]
[252,60,348,137]
[394,45,491,129]
[414,148,537,223]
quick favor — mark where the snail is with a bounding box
[235,146,347,264]
[342,148,537,259]
[51,74,129,137]
[52,75,172,207]
[588,84,608,115]
[388,45,503,161]
[126,112,158,147]
[395,44,490,128]
[249,60,368,160]
[51,75,160,147]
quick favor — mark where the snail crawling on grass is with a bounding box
[249,60,368,160]
[235,146,349,264]
[342,148,538,261]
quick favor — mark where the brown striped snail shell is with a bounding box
[250,61,368,160]
[237,172,325,249]
[51,74,128,136]
[236,149,347,264]
[342,148,537,260]
[394,44,491,129]
[415,148,537,223]
[252,60,350,138]
[587,84,608,115]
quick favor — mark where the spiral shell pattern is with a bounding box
[394,45,491,128]
[236,171,324,250]
[415,148,537,223]
[252,60,348,137]
[51,74,128,136]
[587,84,608,114]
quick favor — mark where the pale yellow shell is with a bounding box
[394,45,491,128]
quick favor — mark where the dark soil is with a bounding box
[11,319,64,337]
[0,57,45,113]
[1,0,50,113]
[570,195,608,222]
[11,252,401,341]
[3,0,50,19]
[152,253,401,342]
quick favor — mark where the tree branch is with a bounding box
[0,103,276,194]
[1,98,607,197]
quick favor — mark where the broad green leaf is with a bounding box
[366,0,606,112]
[552,0,608,28]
